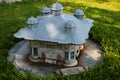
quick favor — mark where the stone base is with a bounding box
[56,66,84,75]
[7,40,104,76]
[29,56,40,62]
[63,60,78,67]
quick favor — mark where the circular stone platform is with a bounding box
[7,40,103,76]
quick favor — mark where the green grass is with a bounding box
[0,0,120,80]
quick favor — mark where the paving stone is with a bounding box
[55,69,61,75]
[60,67,84,75]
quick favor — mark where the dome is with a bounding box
[65,20,76,32]
[51,2,63,10]
[74,9,84,15]
[65,20,76,28]
[41,7,51,13]
[26,16,38,24]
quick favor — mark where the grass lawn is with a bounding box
[0,0,120,80]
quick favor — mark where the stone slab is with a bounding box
[60,66,84,75]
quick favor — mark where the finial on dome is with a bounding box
[51,2,63,10]
[26,16,38,24]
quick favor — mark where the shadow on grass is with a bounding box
[59,1,120,24]
[95,0,109,3]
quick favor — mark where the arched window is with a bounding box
[70,51,74,59]
[32,47,38,56]
[57,54,62,61]
[64,51,75,60]
[41,52,46,59]
[64,52,69,60]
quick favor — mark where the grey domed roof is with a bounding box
[41,7,51,13]
[51,2,63,10]
[26,16,38,24]
[14,3,93,45]
[74,9,84,15]
[14,13,93,44]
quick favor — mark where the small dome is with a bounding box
[26,16,38,24]
[74,9,84,15]
[65,20,76,32]
[41,7,51,13]
[65,20,76,28]
[51,2,63,10]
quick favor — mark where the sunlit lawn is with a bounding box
[0,0,120,80]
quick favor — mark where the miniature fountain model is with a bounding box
[8,2,103,75]
[14,2,93,67]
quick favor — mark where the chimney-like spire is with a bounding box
[51,2,63,16]
[41,7,51,16]
[26,16,38,29]
[65,20,76,33]
[74,9,84,19]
